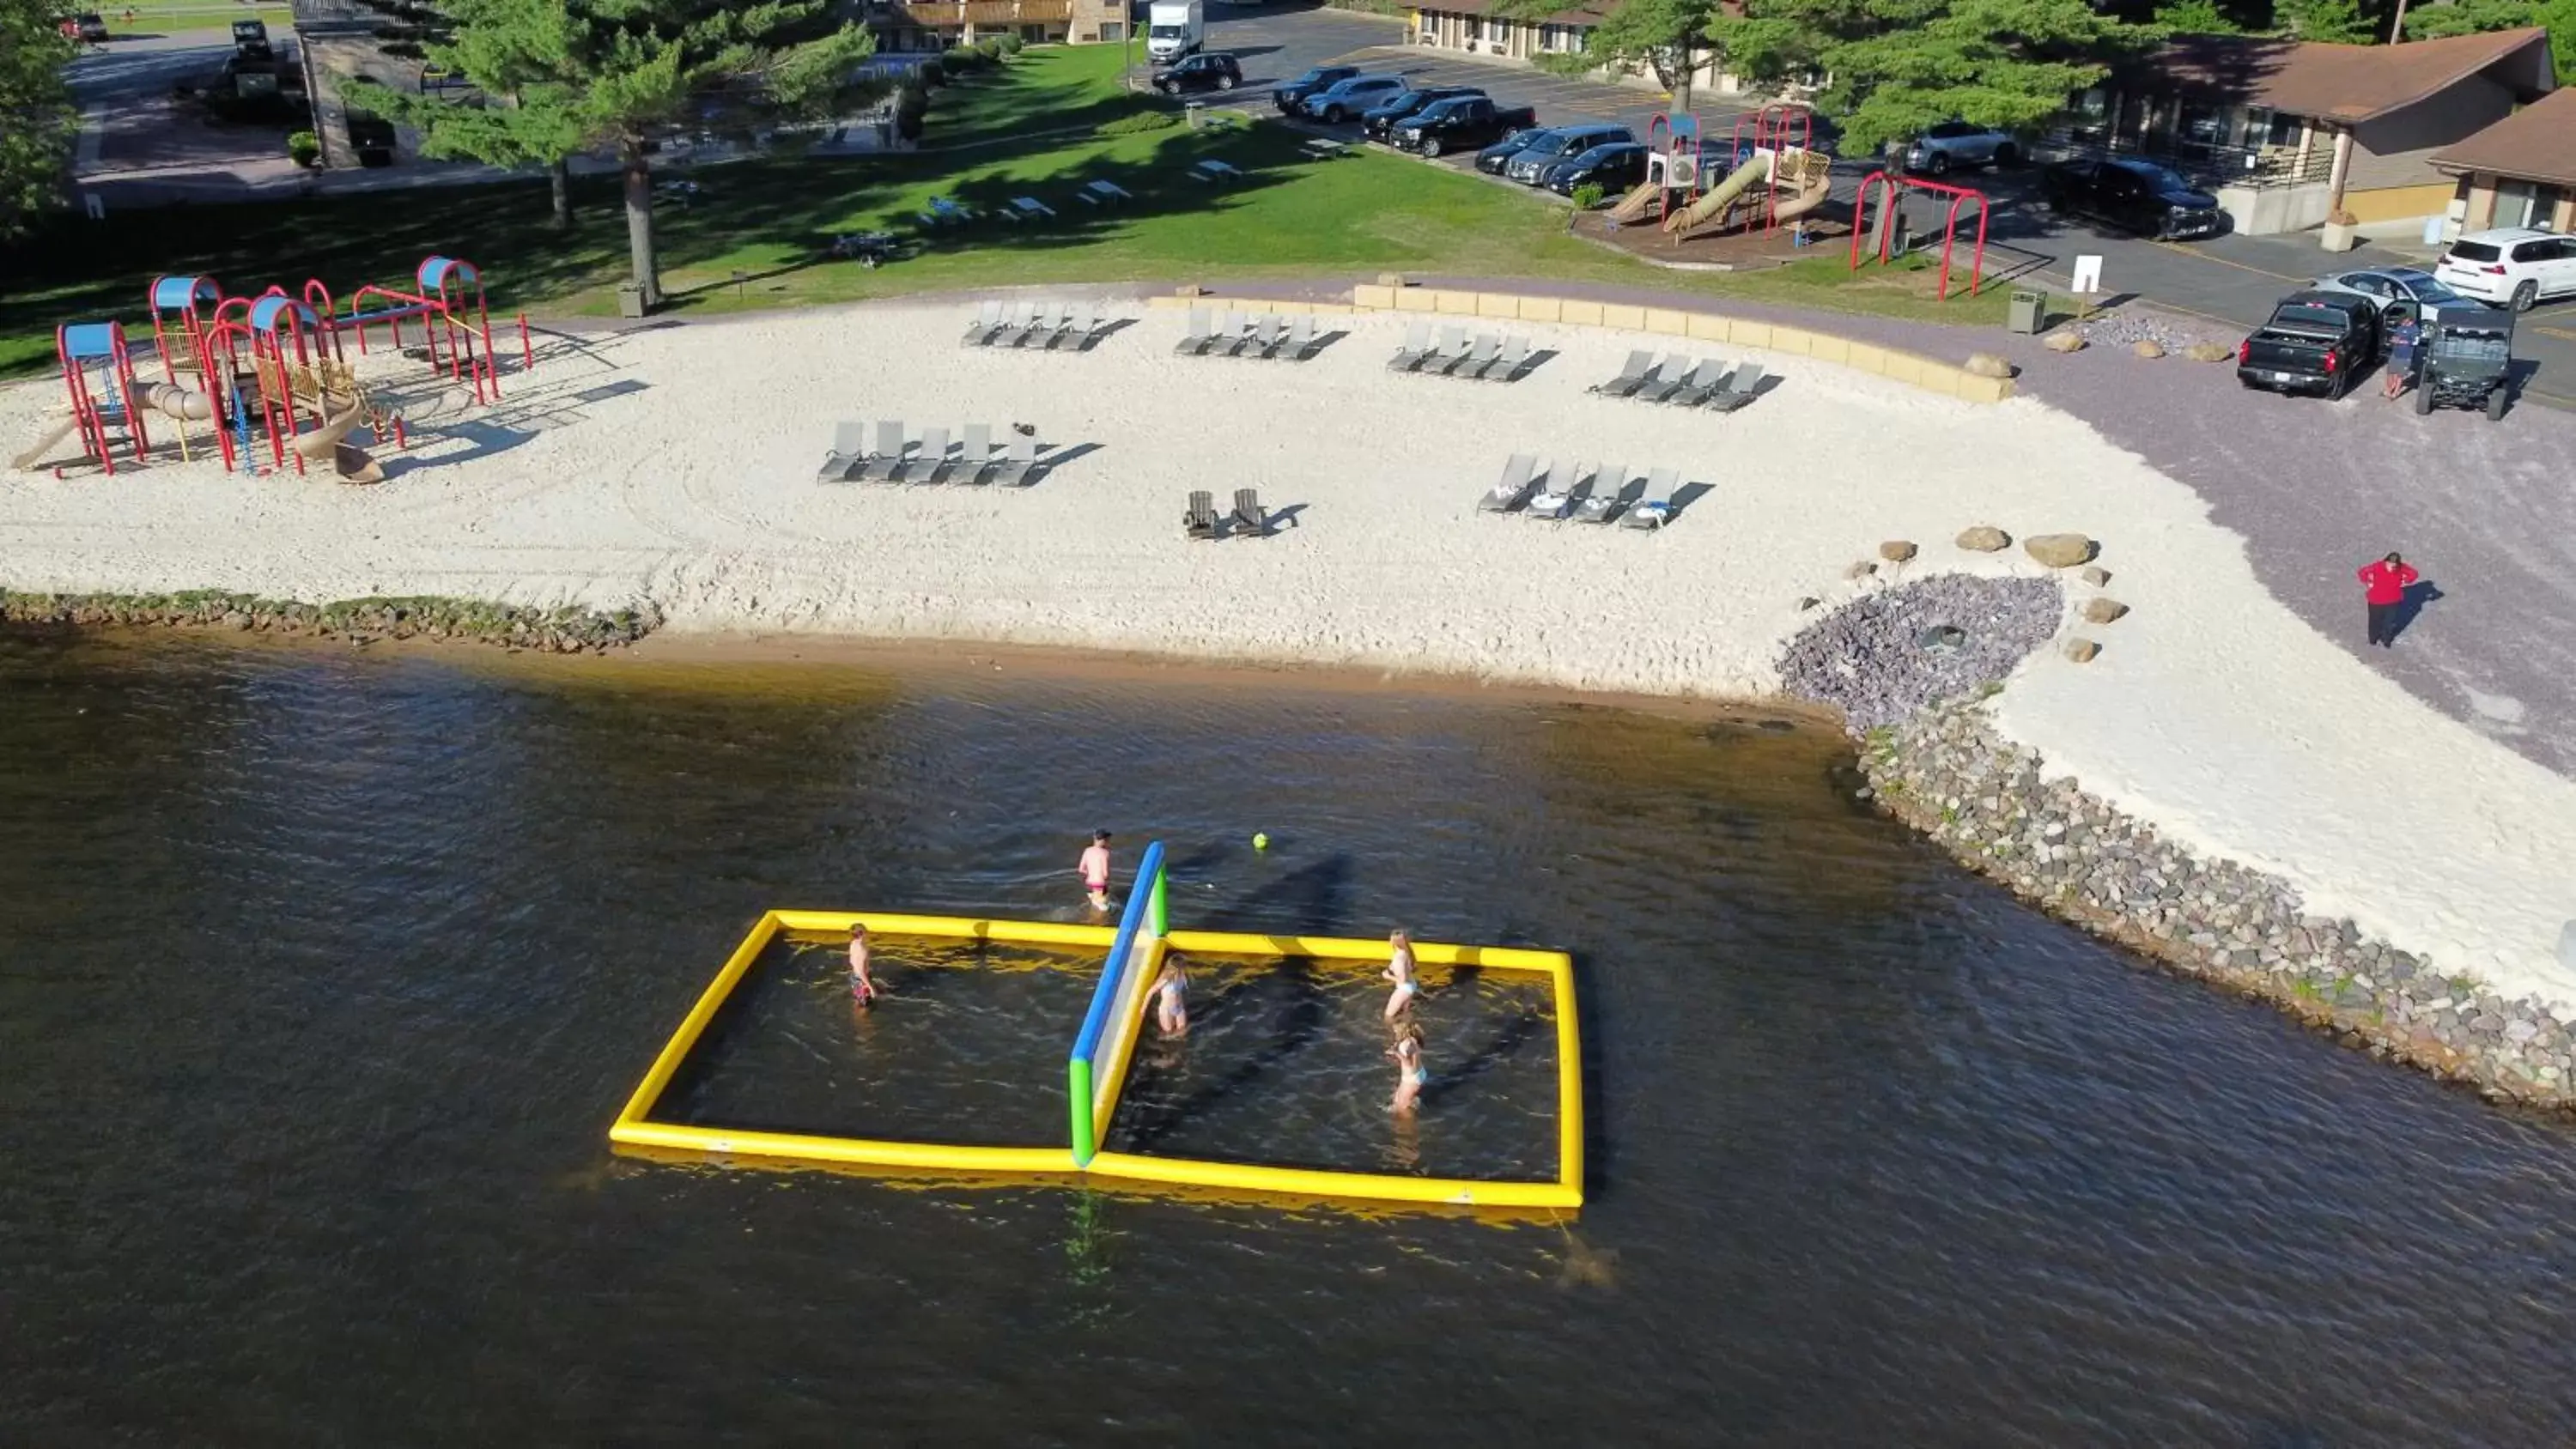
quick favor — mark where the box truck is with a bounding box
[1146,0,1203,63]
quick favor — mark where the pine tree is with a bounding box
[1,0,79,241]
[343,0,586,229]
[2278,0,2380,41]
[353,0,882,310]
[2154,0,2247,33]
[2403,0,2575,73]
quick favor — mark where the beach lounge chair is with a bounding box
[853,419,909,482]
[1232,488,1269,537]
[1573,461,1637,524]
[1668,359,1731,407]
[1251,315,1295,360]
[1704,361,1765,412]
[817,421,866,482]
[1589,349,1655,397]
[896,425,950,482]
[1619,467,1680,529]
[1633,355,1690,404]
[1522,461,1583,520]
[1453,333,1501,379]
[1212,312,1253,357]
[993,302,1037,348]
[989,431,1042,487]
[1475,452,1539,513]
[1025,304,1070,349]
[1048,305,1093,350]
[1174,306,1216,356]
[1479,335,1529,382]
[1184,490,1224,539]
[1388,322,1434,373]
[1274,313,1319,362]
[957,423,994,483]
[1426,326,1471,375]
[961,300,1005,348]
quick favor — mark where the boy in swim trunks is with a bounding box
[848,925,878,1005]
[1078,830,1113,912]
[1382,928,1419,1022]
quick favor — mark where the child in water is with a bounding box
[1078,830,1114,912]
[1382,927,1419,1022]
[848,925,878,1006]
[1152,955,1188,1037]
[1388,1014,1428,1113]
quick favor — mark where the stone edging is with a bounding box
[1868,698,2576,1111]
[0,590,659,653]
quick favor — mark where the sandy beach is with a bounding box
[6,294,2573,1009]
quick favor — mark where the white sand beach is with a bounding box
[6,296,2573,1008]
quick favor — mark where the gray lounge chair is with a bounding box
[1619,467,1681,529]
[1218,312,1262,357]
[1589,349,1655,397]
[1522,461,1583,520]
[1239,314,1281,359]
[853,419,909,482]
[1232,488,1269,537]
[1573,461,1637,524]
[1668,359,1731,407]
[1427,326,1471,375]
[1060,306,1104,351]
[1274,313,1319,362]
[1475,452,1538,513]
[989,431,1042,487]
[961,300,1005,348]
[1705,361,1765,412]
[1174,306,1216,356]
[1184,490,1224,539]
[1633,355,1690,403]
[957,423,994,483]
[817,420,866,482]
[1451,333,1501,379]
[896,426,950,482]
[1388,322,1434,373]
[1021,304,1066,349]
[1479,335,1529,382]
[993,302,1037,348]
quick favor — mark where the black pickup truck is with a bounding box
[2237,291,2382,399]
[1392,96,1540,158]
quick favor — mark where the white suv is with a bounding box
[2434,227,2576,312]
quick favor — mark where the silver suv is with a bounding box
[1905,121,2017,174]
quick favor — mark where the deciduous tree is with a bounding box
[1,0,79,241]
[1508,0,1718,109]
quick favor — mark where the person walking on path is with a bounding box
[2359,552,2419,647]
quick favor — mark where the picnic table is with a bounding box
[830,231,900,267]
[1189,159,1244,184]
[1003,196,1057,222]
[1076,179,1133,206]
[919,196,975,227]
[1300,138,1348,161]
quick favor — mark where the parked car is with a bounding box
[1402,101,1540,161]
[1904,121,2017,174]
[1360,86,1481,142]
[73,11,108,39]
[1473,126,1546,173]
[2306,267,2470,320]
[1544,141,1650,197]
[2237,290,2383,399]
[1300,75,1406,124]
[1504,124,1635,185]
[2412,304,2515,420]
[2434,227,2576,312]
[1273,65,1358,115]
[1151,52,1240,94]
[2040,156,2225,240]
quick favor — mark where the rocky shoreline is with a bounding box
[1782,574,2576,1113]
[0,589,659,653]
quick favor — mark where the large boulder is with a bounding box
[2081,597,2129,624]
[2043,330,2086,354]
[2064,637,2102,663]
[1880,540,1918,562]
[1956,525,2011,553]
[1963,352,2014,379]
[2080,565,2112,586]
[2184,341,2234,363]
[2133,339,2166,360]
[2025,533,2098,567]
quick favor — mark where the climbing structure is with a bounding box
[54,323,151,476]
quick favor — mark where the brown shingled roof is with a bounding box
[2432,88,2576,188]
[2129,27,2555,124]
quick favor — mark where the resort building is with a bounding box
[2431,85,2576,234]
[2058,27,2557,243]
[863,0,1127,52]
[1403,0,1612,66]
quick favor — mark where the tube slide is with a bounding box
[1662,154,1768,236]
[143,382,215,421]
[1607,181,1663,226]
[290,398,386,483]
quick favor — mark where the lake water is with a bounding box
[4,629,2574,1445]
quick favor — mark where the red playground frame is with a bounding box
[1850,171,1991,301]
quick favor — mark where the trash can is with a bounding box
[2008,288,2046,335]
[616,283,648,318]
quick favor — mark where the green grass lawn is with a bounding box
[103,3,296,35]
[0,44,2004,379]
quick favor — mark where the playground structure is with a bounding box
[17,257,519,481]
[1608,105,1833,246]
[1850,171,1991,301]
[609,840,1587,1214]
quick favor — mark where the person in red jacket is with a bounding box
[2358,551,2419,647]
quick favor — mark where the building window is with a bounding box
[1098,20,1121,39]
[1484,15,1509,45]
[2495,178,2539,229]
[1539,23,1583,52]
[2177,100,2227,146]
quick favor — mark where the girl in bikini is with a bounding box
[1388,1014,1428,1114]
[1382,927,1419,1022]
[1151,955,1188,1038]
[848,925,878,1006]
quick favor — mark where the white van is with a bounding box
[1145,0,1203,63]
[2434,227,2576,312]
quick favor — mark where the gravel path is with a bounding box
[1777,576,2064,734]
[1215,274,2576,776]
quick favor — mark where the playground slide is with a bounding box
[290,398,386,484]
[1771,167,1832,228]
[10,415,79,471]
[143,382,215,421]
[1607,181,1663,226]
[1662,154,1768,236]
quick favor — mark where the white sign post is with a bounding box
[2070,253,2105,320]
